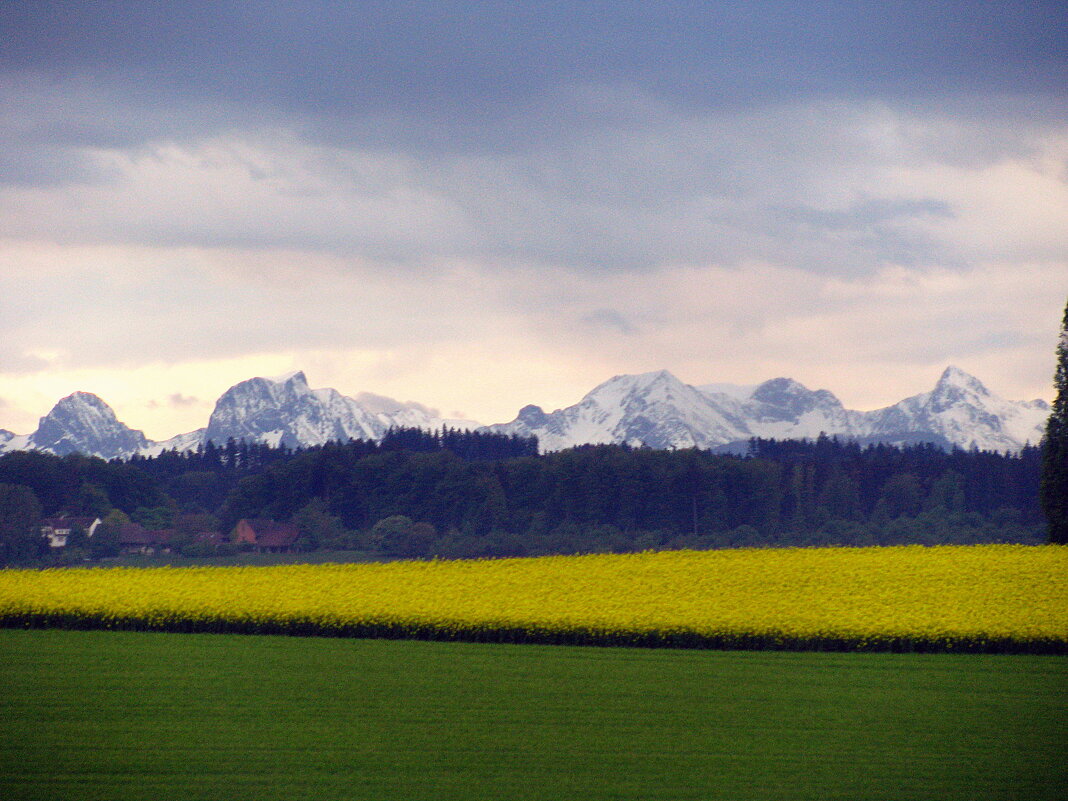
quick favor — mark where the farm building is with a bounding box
[40,517,102,548]
[117,523,173,555]
[233,519,299,553]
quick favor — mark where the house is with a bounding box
[117,523,173,555]
[40,516,102,548]
[191,530,226,547]
[234,519,299,553]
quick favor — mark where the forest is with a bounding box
[0,427,1046,566]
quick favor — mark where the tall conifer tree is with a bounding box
[1041,297,1068,544]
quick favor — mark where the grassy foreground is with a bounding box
[0,629,1064,801]
[1,545,1065,652]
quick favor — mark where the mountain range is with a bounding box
[0,366,1050,461]
[485,367,1049,454]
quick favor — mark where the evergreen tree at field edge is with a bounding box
[1041,296,1068,544]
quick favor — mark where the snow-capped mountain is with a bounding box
[732,377,866,441]
[197,370,480,449]
[486,371,865,451]
[138,428,208,459]
[488,367,1049,453]
[863,366,1050,452]
[0,372,481,460]
[485,370,751,451]
[201,371,381,448]
[0,429,27,453]
[0,366,1050,460]
[0,392,152,460]
[190,370,474,449]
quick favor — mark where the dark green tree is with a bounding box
[1041,297,1068,544]
[370,515,415,553]
[75,482,111,517]
[291,499,346,551]
[0,483,44,565]
[872,473,924,523]
[88,525,122,559]
[89,509,129,560]
[132,504,175,530]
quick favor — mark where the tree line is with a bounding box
[0,426,1048,566]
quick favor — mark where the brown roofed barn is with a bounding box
[234,519,299,553]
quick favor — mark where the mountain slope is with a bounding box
[487,371,867,452]
[3,392,153,460]
[203,371,382,448]
[484,370,752,451]
[172,371,481,452]
[864,366,1049,452]
[490,367,1048,453]
[0,366,1049,459]
[732,378,866,441]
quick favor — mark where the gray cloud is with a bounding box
[2,2,1065,281]
[773,198,955,231]
[0,1,1064,431]
[355,392,439,418]
[6,99,1063,279]
[1,1,1065,186]
[0,350,52,375]
[161,393,202,409]
[4,2,1065,117]
[768,198,958,268]
[582,309,638,336]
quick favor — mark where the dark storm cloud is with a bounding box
[3,1,1066,154]
[1,1,1065,277]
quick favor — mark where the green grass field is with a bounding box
[1,630,1064,800]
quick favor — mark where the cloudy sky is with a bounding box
[2,1,1066,439]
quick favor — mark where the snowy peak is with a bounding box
[487,370,751,451]
[736,378,857,441]
[0,429,29,454]
[490,367,1048,453]
[937,365,987,390]
[28,392,150,459]
[866,367,1045,451]
[138,428,207,458]
[201,372,481,450]
[205,372,379,448]
[266,369,308,385]
[0,366,1051,459]
[751,377,808,402]
[2,372,485,459]
[515,405,550,427]
[929,365,991,409]
[749,378,846,420]
[587,370,694,410]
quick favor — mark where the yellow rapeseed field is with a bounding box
[0,545,1065,651]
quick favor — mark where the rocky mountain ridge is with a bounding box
[486,366,1049,454]
[0,366,1050,460]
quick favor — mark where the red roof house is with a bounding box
[234,519,299,552]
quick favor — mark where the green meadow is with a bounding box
[0,629,1064,800]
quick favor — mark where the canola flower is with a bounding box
[0,545,1065,652]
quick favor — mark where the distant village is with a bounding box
[40,516,300,556]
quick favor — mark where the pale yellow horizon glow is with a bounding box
[1,347,1056,444]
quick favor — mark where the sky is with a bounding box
[1,0,1067,440]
